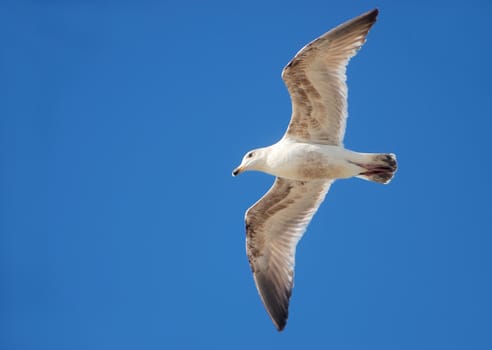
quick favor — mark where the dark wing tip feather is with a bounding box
[254,271,292,331]
[336,8,379,36]
[365,8,378,28]
[356,8,379,25]
[368,8,379,19]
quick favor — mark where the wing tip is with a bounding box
[271,306,289,332]
[275,318,287,332]
[359,8,379,26]
[365,8,379,18]
[254,270,292,332]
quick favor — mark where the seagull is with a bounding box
[232,9,397,331]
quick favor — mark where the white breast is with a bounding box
[266,140,362,181]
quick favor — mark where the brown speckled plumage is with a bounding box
[245,178,332,331]
[282,9,379,145]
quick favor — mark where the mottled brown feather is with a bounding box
[245,178,332,331]
[282,9,379,145]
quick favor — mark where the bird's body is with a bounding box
[233,8,397,331]
[241,139,393,182]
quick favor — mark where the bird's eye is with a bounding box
[247,152,254,158]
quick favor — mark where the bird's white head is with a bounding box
[232,148,265,177]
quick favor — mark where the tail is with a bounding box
[356,153,397,184]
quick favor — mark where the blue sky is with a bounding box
[1,0,492,349]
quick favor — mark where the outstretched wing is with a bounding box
[282,9,379,145]
[245,177,333,331]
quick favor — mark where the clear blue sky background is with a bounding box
[1,0,491,349]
